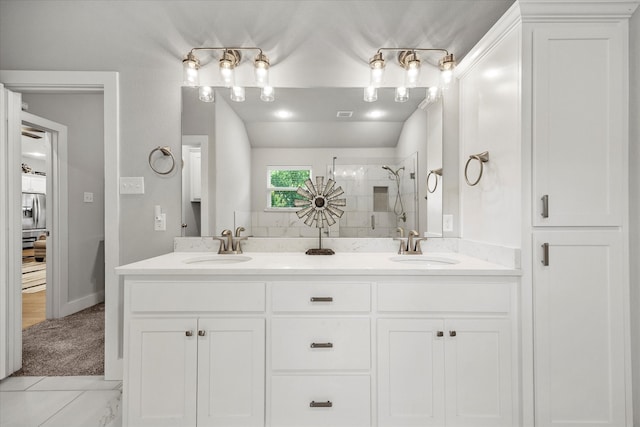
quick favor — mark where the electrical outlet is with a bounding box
[154,213,166,231]
[83,192,94,203]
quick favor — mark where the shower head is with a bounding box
[382,165,404,177]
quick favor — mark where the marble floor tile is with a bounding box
[40,390,122,427]
[0,390,82,427]
[29,376,122,391]
[0,376,45,391]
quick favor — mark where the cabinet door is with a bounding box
[443,319,512,427]
[533,231,626,426]
[197,318,265,427]
[127,318,198,427]
[532,24,624,226]
[377,319,445,427]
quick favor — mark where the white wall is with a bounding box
[629,7,640,426]
[426,100,443,237]
[214,97,252,233]
[22,93,105,302]
[458,25,521,248]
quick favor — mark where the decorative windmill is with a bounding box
[295,176,347,255]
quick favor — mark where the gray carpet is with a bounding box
[12,303,105,377]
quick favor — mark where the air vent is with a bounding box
[336,111,353,118]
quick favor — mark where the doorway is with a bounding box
[20,121,52,329]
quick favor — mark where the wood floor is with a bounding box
[23,290,46,329]
[22,248,46,329]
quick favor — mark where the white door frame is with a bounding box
[182,135,209,236]
[21,111,68,320]
[1,85,23,379]
[0,70,121,380]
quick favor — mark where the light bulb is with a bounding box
[405,60,420,88]
[369,52,385,87]
[395,86,409,103]
[261,86,275,102]
[440,69,453,89]
[220,63,235,88]
[230,86,245,102]
[364,86,377,102]
[198,86,214,103]
[426,86,439,103]
[182,52,200,87]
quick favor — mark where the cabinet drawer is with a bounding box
[272,318,370,371]
[378,282,511,313]
[128,281,265,312]
[271,282,370,313]
[271,375,370,427]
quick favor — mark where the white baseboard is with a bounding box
[61,290,105,317]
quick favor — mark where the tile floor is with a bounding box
[0,376,122,427]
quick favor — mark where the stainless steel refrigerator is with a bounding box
[22,192,46,248]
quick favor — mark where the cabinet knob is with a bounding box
[310,342,333,349]
[436,331,444,337]
[310,400,333,408]
[310,297,333,302]
[449,331,457,337]
[185,330,193,337]
[198,330,206,337]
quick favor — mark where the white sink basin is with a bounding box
[183,255,252,265]
[389,255,459,266]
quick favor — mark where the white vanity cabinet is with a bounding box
[377,281,515,427]
[269,282,372,427]
[123,280,266,427]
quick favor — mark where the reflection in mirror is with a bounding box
[181,87,444,238]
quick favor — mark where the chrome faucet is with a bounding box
[393,227,408,254]
[213,229,235,254]
[407,229,427,254]
[233,226,247,254]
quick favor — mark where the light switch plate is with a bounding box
[443,214,453,232]
[120,177,145,194]
[83,192,94,203]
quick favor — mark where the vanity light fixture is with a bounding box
[182,46,274,102]
[366,47,456,102]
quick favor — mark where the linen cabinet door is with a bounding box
[443,319,512,427]
[196,318,265,427]
[533,231,626,427]
[126,318,198,427]
[532,24,624,227]
[377,318,445,427]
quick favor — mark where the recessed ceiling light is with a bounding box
[366,110,385,119]
[275,110,292,119]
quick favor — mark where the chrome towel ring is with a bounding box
[426,168,443,193]
[464,151,489,186]
[148,146,176,175]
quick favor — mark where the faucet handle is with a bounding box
[393,237,408,254]
[412,237,428,254]
[212,236,227,253]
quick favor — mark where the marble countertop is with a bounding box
[115,251,520,277]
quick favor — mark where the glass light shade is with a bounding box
[405,60,421,88]
[220,62,235,87]
[395,86,409,103]
[230,86,245,102]
[426,86,439,103]
[364,86,377,102]
[260,86,275,102]
[370,67,384,86]
[183,59,199,87]
[254,54,270,87]
[440,69,453,89]
[198,86,214,103]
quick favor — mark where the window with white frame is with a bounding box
[266,166,312,209]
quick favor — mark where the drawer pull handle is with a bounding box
[310,400,333,408]
[310,342,333,349]
[310,297,333,302]
[185,330,193,337]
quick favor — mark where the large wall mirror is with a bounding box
[181,86,445,238]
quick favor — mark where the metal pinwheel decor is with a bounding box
[295,176,347,255]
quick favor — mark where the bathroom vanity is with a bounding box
[117,251,520,427]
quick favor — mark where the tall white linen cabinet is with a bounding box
[457,1,637,426]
